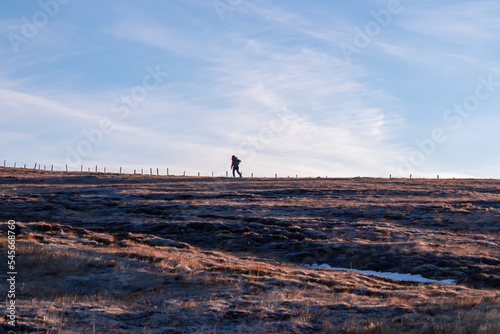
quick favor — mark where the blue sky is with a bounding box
[1,0,500,177]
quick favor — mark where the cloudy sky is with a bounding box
[1,0,499,177]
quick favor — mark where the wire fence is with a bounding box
[0,159,453,180]
[0,159,270,178]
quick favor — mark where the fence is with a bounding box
[1,159,449,179]
[1,159,261,178]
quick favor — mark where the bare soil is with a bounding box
[0,167,499,333]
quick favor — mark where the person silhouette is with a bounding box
[231,155,242,177]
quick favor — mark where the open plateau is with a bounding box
[1,167,499,333]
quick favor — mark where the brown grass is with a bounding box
[1,168,499,333]
[1,229,499,333]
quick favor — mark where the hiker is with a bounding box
[231,155,242,177]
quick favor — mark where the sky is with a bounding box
[1,0,500,178]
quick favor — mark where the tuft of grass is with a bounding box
[422,309,500,334]
[323,320,337,333]
[343,318,386,334]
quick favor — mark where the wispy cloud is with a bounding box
[1,1,499,177]
[104,21,201,57]
[400,2,500,44]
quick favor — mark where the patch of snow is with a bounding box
[307,264,456,285]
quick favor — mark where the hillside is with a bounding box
[1,168,499,333]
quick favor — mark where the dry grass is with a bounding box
[1,168,499,333]
[2,228,499,334]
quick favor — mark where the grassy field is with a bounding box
[1,167,499,333]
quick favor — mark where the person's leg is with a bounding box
[232,167,236,177]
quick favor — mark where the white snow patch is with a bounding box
[307,264,456,285]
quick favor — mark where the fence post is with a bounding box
[51,165,53,171]
[410,174,412,179]
[226,171,228,177]
[24,164,26,169]
[275,173,277,179]
[120,167,122,174]
[198,172,200,177]
[157,168,159,176]
[167,168,169,176]
[183,171,185,176]
[14,163,16,168]
[252,173,254,178]
[66,165,68,172]
[3,160,5,167]
[134,169,136,174]
[104,167,106,173]
[81,165,83,172]
[437,175,439,179]
[150,168,152,175]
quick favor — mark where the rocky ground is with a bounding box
[0,167,499,333]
